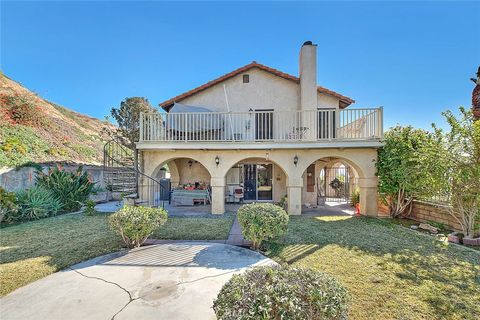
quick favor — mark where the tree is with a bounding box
[376,126,444,218]
[108,97,156,149]
[437,107,480,238]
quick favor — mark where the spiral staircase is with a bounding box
[103,139,167,207]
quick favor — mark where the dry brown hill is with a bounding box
[0,73,114,167]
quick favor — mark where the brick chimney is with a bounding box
[472,66,480,121]
[299,41,318,111]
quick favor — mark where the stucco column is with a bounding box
[358,177,378,216]
[287,177,303,215]
[210,176,226,215]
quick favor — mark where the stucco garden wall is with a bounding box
[0,163,105,192]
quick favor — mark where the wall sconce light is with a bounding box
[293,155,298,166]
[215,155,220,167]
[188,160,193,168]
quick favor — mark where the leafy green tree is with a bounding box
[376,126,444,218]
[108,97,156,149]
[436,107,480,238]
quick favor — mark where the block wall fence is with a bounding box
[378,197,461,231]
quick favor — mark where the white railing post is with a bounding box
[335,108,339,140]
[139,112,144,142]
[184,114,188,142]
[378,106,384,138]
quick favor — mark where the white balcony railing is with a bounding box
[139,108,383,143]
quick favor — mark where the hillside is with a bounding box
[0,73,113,168]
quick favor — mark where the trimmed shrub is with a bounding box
[16,187,63,221]
[0,187,19,223]
[237,202,289,250]
[35,165,95,212]
[213,266,349,320]
[108,205,168,248]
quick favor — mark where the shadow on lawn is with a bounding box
[265,216,480,319]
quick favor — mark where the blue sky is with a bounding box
[1,1,479,130]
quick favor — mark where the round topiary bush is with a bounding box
[108,205,168,248]
[213,266,349,320]
[237,202,288,250]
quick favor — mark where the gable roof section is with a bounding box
[159,61,355,111]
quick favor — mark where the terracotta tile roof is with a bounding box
[159,61,354,111]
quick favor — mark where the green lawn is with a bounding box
[0,213,123,296]
[265,216,480,320]
[152,214,235,240]
[0,212,235,296]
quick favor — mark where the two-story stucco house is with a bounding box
[136,41,382,216]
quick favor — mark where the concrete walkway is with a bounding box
[0,243,275,320]
[226,215,251,247]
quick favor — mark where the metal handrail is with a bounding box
[103,139,168,208]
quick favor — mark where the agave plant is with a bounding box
[35,165,96,212]
[16,187,63,221]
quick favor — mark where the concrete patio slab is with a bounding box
[301,201,355,216]
[94,200,123,213]
[0,243,275,320]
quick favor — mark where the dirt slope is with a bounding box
[0,73,114,167]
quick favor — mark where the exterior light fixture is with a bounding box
[215,156,220,166]
[188,160,193,168]
[293,155,298,166]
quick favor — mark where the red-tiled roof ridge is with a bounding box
[159,61,354,111]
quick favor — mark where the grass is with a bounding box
[0,213,123,296]
[152,214,235,240]
[265,216,480,320]
[0,212,235,296]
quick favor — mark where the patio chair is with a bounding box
[234,187,244,203]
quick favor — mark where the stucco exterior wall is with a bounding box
[140,147,378,215]
[178,68,339,112]
[173,158,211,186]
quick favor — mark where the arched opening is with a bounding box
[301,156,362,215]
[224,157,289,205]
[151,157,212,208]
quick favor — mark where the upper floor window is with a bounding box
[243,74,249,83]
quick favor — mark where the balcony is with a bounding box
[138,108,383,149]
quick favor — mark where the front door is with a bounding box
[243,164,273,201]
[243,164,257,200]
